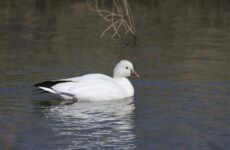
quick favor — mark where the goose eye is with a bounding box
[126,67,129,69]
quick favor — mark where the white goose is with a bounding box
[34,60,139,101]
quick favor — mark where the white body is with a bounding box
[36,60,138,101]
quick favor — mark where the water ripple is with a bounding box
[44,98,136,150]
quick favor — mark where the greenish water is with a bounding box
[0,0,229,150]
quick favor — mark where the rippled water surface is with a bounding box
[0,0,230,150]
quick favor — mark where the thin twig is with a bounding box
[88,0,136,39]
[100,20,120,37]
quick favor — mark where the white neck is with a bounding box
[113,67,120,78]
[113,77,134,98]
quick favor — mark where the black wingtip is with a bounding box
[33,81,47,87]
[33,88,50,94]
[33,83,41,87]
[34,80,71,88]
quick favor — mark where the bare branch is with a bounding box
[88,0,136,39]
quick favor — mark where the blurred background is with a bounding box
[0,0,229,150]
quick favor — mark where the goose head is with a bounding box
[113,60,139,78]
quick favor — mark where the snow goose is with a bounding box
[34,60,139,101]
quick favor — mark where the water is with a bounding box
[0,0,229,150]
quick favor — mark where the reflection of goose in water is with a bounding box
[34,60,139,101]
[45,98,136,149]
